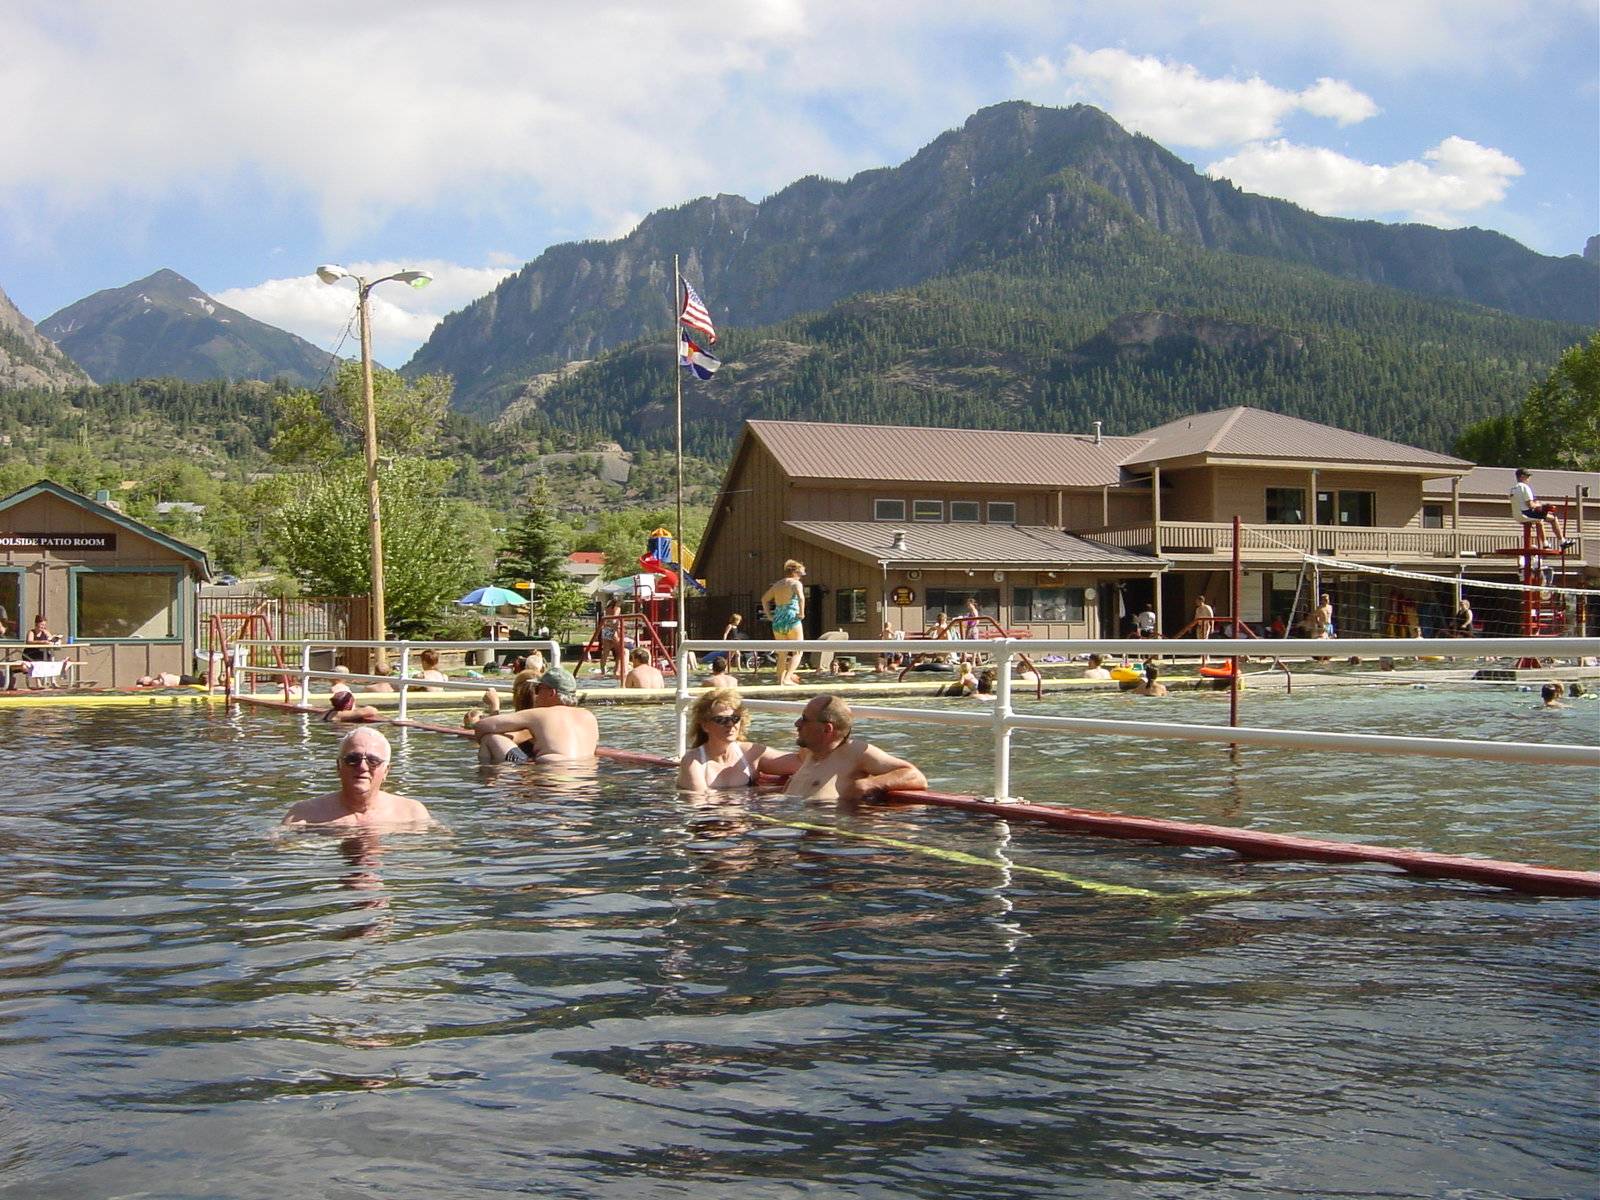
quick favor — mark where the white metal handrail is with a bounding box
[231,638,559,722]
[675,636,1600,799]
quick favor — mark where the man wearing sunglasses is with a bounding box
[784,694,927,802]
[282,728,430,827]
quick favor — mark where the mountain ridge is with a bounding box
[407,101,1598,415]
[39,269,336,386]
[0,283,92,391]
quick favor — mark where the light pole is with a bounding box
[315,264,432,669]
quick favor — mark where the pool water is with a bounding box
[0,692,1595,1199]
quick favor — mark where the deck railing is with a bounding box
[1087,522,1592,561]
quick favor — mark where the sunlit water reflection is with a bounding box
[0,690,1594,1198]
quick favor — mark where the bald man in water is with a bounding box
[282,727,430,827]
[784,693,927,802]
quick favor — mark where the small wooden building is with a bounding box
[1,480,211,689]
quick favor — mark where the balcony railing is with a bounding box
[1087,522,1594,563]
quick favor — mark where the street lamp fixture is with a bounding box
[314,264,433,669]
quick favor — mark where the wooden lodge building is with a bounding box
[692,409,1598,642]
[1,480,212,688]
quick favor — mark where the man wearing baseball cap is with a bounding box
[1509,468,1573,550]
[464,666,598,764]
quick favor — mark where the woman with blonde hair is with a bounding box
[761,560,806,686]
[676,687,795,792]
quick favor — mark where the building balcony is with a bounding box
[1087,522,1595,566]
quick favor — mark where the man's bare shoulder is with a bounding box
[282,790,344,825]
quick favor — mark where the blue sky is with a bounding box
[2,0,1595,368]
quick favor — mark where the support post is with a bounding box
[993,639,1014,802]
[396,644,412,723]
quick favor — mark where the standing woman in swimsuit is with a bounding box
[676,688,795,792]
[761,559,806,686]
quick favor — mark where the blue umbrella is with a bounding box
[456,586,530,609]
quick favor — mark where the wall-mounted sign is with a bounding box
[890,586,915,606]
[1,532,118,550]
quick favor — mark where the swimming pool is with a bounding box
[0,692,1595,1198]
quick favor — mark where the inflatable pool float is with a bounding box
[1109,666,1142,682]
[1198,663,1239,679]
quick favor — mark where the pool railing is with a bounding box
[226,634,1599,803]
[676,636,1599,802]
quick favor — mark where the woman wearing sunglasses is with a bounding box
[677,687,797,793]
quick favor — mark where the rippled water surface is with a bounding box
[0,691,1595,1199]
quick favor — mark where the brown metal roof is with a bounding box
[784,520,1165,570]
[1424,465,1600,497]
[1121,407,1470,471]
[748,419,1148,487]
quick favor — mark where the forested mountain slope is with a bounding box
[409,101,1598,416]
[503,220,1588,459]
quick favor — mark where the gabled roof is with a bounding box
[747,419,1148,488]
[1424,465,1600,498]
[0,479,212,576]
[784,521,1165,571]
[1121,407,1470,472]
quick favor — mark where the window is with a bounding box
[1422,504,1444,529]
[1317,490,1375,527]
[912,500,943,522]
[1012,586,1086,623]
[0,568,22,640]
[873,498,906,521]
[949,501,981,523]
[1265,487,1306,524]
[987,501,1017,524]
[925,588,999,625]
[835,587,867,625]
[73,569,180,640]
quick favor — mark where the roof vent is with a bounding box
[1093,420,1102,445]
[94,489,111,503]
[890,530,908,552]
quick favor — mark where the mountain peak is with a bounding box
[39,271,335,385]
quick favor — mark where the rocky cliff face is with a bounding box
[408,102,1599,414]
[39,269,335,385]
[0,284,92,390]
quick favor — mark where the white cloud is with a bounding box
[214,261,514,368]
[1016,46,1379,148]
[1205,136,1524,224]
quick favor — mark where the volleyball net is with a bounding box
[1272,554,1597,641]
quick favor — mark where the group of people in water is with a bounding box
[287,662,929,829]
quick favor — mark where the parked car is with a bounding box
[215,573,240,586]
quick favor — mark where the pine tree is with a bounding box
[495,476,569,594]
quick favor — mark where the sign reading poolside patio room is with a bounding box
[0,532,118,550]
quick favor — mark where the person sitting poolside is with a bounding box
[623,646,665,689]
[703,656,737,689]
[464,667,598,764]
[676,687,798,792]
[323,685,382,723]
[1083,653,1111,680]
[282,728,429,828]
[784,693,927,802]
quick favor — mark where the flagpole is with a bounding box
[673,254,686,664]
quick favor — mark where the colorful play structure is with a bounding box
[581,530,705,678]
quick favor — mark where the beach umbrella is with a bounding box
[456,586,530,608]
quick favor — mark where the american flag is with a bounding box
[679,280,717,344]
